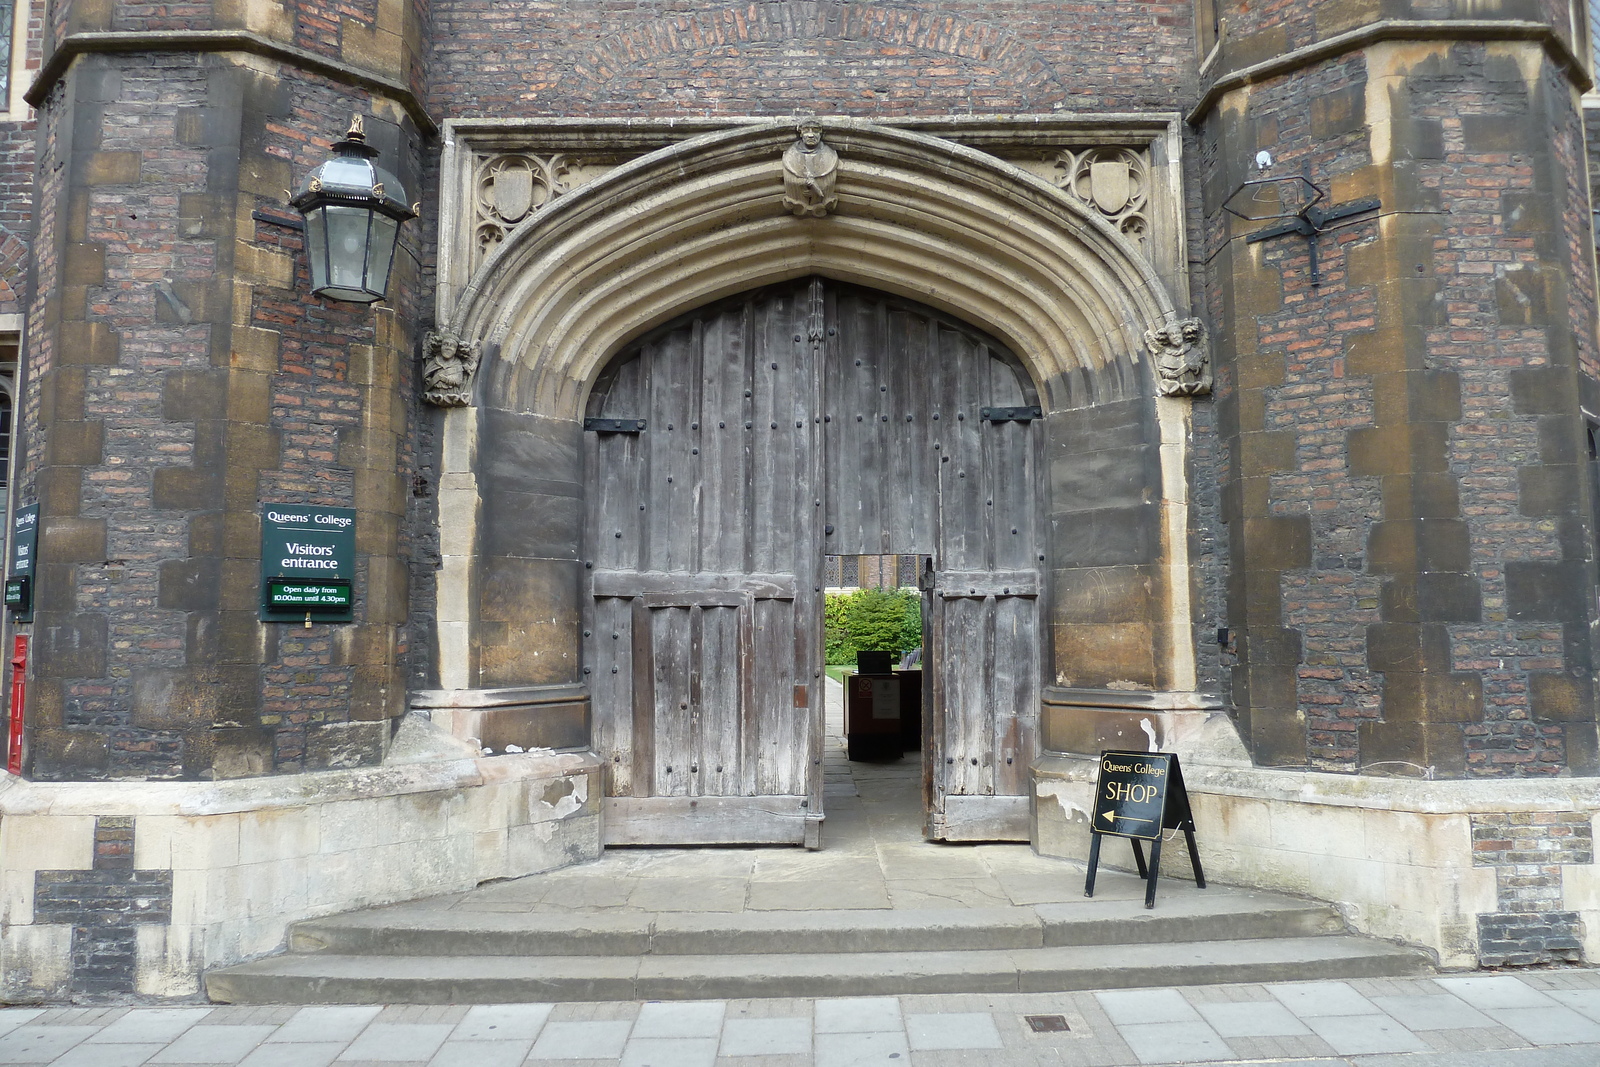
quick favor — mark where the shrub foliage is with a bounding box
[824,588,923,665]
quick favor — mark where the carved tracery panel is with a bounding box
[1055,147,1150,253]
[474,154,571,260]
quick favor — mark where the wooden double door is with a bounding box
[583,278,1042,846]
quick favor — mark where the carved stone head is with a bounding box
[422,328,481,407]
[1144,317,1211,397]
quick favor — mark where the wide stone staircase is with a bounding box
[206,885,1431,1003]
[209,680,1429,1003]
[212,680,1430,1002]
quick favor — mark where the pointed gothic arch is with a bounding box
[442,120,1183,417]
[427,120,1203,792]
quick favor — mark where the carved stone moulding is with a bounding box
[422,328,482,407]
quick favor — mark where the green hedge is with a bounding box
[824,588,922,665]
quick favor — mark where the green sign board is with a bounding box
[3,577,29,613]
[265,578,352,610]
[260,504,355,622]
[8,504,37,621]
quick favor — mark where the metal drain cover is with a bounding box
[1024,1015,1070,1033]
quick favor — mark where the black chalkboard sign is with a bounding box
[1084,750,1206,908]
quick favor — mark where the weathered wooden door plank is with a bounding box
[587,281,825,846]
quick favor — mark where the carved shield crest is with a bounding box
[492,161,535,222]
[1089,160,1132,215]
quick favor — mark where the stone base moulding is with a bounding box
[410,684,591,755]
[1033,750,1600,969]
[1040,687,1227,756]
[0,730,602,999]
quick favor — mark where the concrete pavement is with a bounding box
[6,971,1600,1065]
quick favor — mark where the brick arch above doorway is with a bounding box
[440,119,1186,418]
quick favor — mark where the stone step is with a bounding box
[285,892,1344,957]
[206,935,1432,1004]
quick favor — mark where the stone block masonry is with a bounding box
[17,45,424,781]
[1,744,602,998]
[1201,35,1600,779]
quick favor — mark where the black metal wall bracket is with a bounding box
[981,405,1042,423]
[1245,196,1381,288]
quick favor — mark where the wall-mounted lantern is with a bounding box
[291,115,416,304]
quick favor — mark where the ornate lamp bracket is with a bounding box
[1223,174,1381,288]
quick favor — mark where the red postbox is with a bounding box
[7,634,26,775]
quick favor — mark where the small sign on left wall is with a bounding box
[5,504,37,620]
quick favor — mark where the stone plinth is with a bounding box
[0,727,601,999]
[1034,743,1600,969]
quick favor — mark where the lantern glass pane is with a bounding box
[319,157,374,196]
[367,214,399,297]
[325,205,373,295]
[303,205,330,293]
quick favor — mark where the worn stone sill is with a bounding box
[1035,752,1600,814]
[0,748,599,818]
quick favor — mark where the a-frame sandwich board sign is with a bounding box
[1083,750,1206,908]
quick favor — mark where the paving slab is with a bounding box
[1485,1004,1600,1044]
[149,1025,276,1063]
[815,999,903,1034]
[1435,975,1558,1009]
[450,1004,553,1041]
[1368,993,1495,1030]
[1191,1001,1309,1038]
[528,1020,632,1060]
[1302,1014,1430,1056]
[268,1006,383,1042]
[84,1008,213,1044]
[1115,1020,1233,1064]
[632,1002,724,1039]
[0,1024,97,1063]
[1266,980,1379,1017]
[239,1043,346,1067]
[904,1012,1004,1050]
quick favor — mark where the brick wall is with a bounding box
[9,0,1595,783]
[426,0,1198,118]
[18,47,421,780]
[1472,811,1593,965]
[1210,0,1580,59]
[32,815,172,993]
[1203,36,1599,777]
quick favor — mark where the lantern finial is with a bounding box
[347,114,365,141]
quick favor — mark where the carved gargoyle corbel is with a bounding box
[421,328,481,407]
[1144,317,1211,397]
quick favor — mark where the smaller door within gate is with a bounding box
[924,572,1041,841]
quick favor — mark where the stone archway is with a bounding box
[425,119,1202,818]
